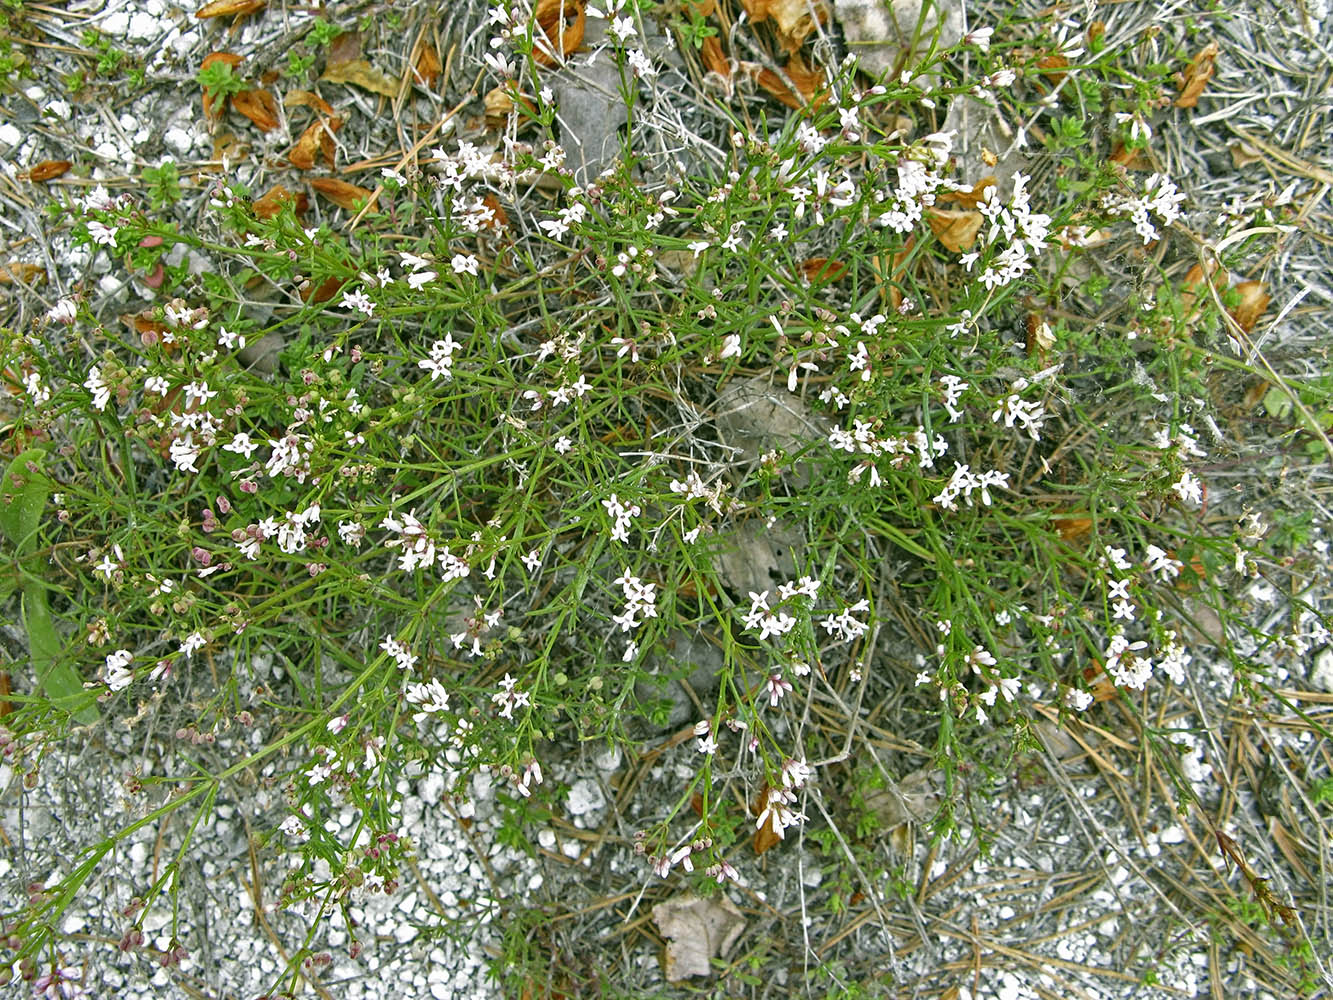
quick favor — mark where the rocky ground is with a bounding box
[2,0,1332,997]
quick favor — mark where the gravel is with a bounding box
[2,0,1331,997]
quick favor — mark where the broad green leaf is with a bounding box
[1,448,51,553]
[21,588,100,725]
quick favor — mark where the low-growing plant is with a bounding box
[0,0,1325,995]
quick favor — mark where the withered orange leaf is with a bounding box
[413,41,442,88]
[321,58,400,99]
[195,0,264,18]
[800,258,847,283]
[310,177,375,212]
[757,56,824,109]
[742,0,828,54]
[925,208,983,252]
[288,116,341,170]
[24,160,71,183]
[532,0,585,67]
[1229,280,1270,333]
[1110,142,1151,171]
[1053,515,1093,543]
[1035,53,1069,87]
[283,89,335,116]
[481,194,509,231]
[251,185,308,220]
[753,818,781,856]
[300,275,345,304]
[1175,41,1219,109]
[1179,260,1219,317]
[700,36,729,79]
[938,176,996,209]
[211,132,248,163]
[232,88,280,131]
[750,784,781,856]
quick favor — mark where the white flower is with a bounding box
[87,219,119,246]
[1173,470,1203,506]
[169,434,201,474]
[48,299,78,324]
[341,288,376,317]
[222,432,260,459]
[104,649,134,691]
[608,14,637,42]
[964,25,994,52]
[451,253,479,276]
[84,365,111,411]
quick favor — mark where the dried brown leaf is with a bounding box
[232,88,280,131]
[251,184,308,220]
[195,0,264,19]
[288,116,341,170]
[414,41,442,88]
[310,177,375,212]
[925,208,983,252]
[757,55,824,109]
[937,175,996,209]
[1229,280,1270,333]
[1053,515,1093,543]
[1035,53,1069,87]
[1175,41,1219,109]
[24,160,71,183]
[1229,141,1263,169]
[753,816,781,856]
[321,58,400,99]
[1179,260,1220,317]
[480,193,509,231]
[283,89,335,116]
[299,275,345,304]
[533,0,585,67]
[799,257,847,283]
[651,895,746,983]
[742,0,829,53]
[0,262,46,286]
[211,132,248,163]
[1110,142,1151,171]
[700,36,730,79]
[326,29,362,67]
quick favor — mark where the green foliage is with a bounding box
[1,450,99,723]
[306,16,341,48]
[195,59,247,102]
[140,160,181,209]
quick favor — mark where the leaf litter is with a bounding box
[0,0,1331,998]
